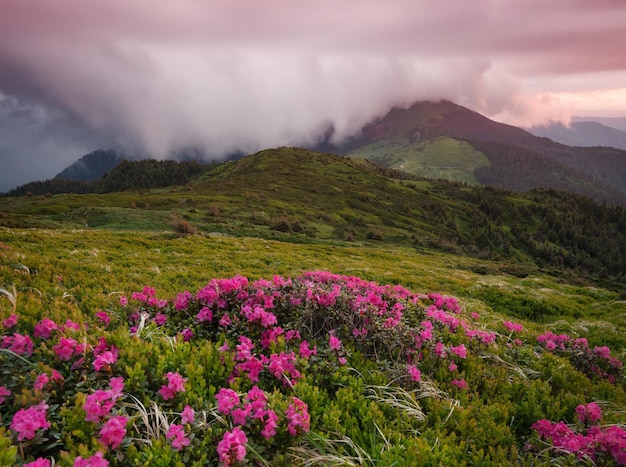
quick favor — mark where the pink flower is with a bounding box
[84,390,115,423]
[219,313,232,327]
[167,423,191,451]
[119,296,128,307]
[95,311,111,327]
[196,306,213,322]
[99,415,127,449]
[34,373,49,391]
[246,386,267,416]
[451,379,469,390]
[576,402,602,425]
[74,451,109,466]
[24,459,51,467]
[329,333,341,351]
[10,402,51,441]
[0,385,11,404]
[54,337,77,361]
[260,409,279,439]
[181,405,195,424]
[2,313,17,329]
[448,362,458,372]
[159,372,187,401]
[216,388,240,415]
[338,357,347,365]
[109,377,124,399]
[286,397,310,436]
[64,319,80,331]
[450,344,467,359]
[217,426,248,465]
[2,333,34,356]
[34,318,58,339]
[93,350,118,371]
[503,321,524,333]
[232,405,252,425]
[299,341,317,359]
[407,364,421,382]
[434,341,447,358]
[152,313,167,326]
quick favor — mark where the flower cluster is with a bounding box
[530,403,626,464]
[537,331,624,382]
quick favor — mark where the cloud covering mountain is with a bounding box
[1,0,626,191]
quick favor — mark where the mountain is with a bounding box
[528,121,626,150]
[317,100,626,205]
[55,148,126,181]
[573,115,626,132]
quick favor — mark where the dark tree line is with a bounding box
[2,160,208,197]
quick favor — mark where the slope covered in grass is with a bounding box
[1,228,626,465]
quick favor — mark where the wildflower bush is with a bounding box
[1,270,626,465]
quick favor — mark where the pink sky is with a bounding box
[1,0,626,188]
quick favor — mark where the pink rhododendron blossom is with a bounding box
[0,385,11,404]
[450,344,467,359]
[10,402,51,441]
[299,340,317,359]
[152,313,167,326]
[470,312,480,320]
[448,362,458,372]
[246,386,267,416]
[73,451,109,466]
[217,426,248,465]
[2,313,17,329]
[159,372,187,400]
[408,364,421,382]
[93,350,118,371]
[231,405,251,425]
[219,313,232,327]
[216,388,240,415]
[99,415,127,449]
[34,318,58,339]
[167,423,191,451]
[181,405,195,424]
[63,319,80,331]
[329,333,341,351]
[235,336,254,361]
[54,337,77,361]
[451,379,469,390]
[503,321,524,333]
[95,311,111,327]
[196,306,213,322]
[174,291,193,311]
[261,409,280,439]
[575,402,602,424]
[2,333,34,356]
[180,327,193,341]
[434,341,447,358]
[338,357,347,365]
[84,390,116,423]
[34,373,49,391]
[286,397,310,436]
[119,296,128,307]
[24,458,51,467]
[109,377,124,399]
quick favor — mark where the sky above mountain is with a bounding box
[1,0,626,191]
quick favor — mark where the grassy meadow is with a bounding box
[1,148,626,465]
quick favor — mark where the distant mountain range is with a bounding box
[8,100,626,205]
[528,120,626,150]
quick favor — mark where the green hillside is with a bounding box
[324,101,626,205]
[1,147,626,465]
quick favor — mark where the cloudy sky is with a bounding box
[1,0,626,191]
